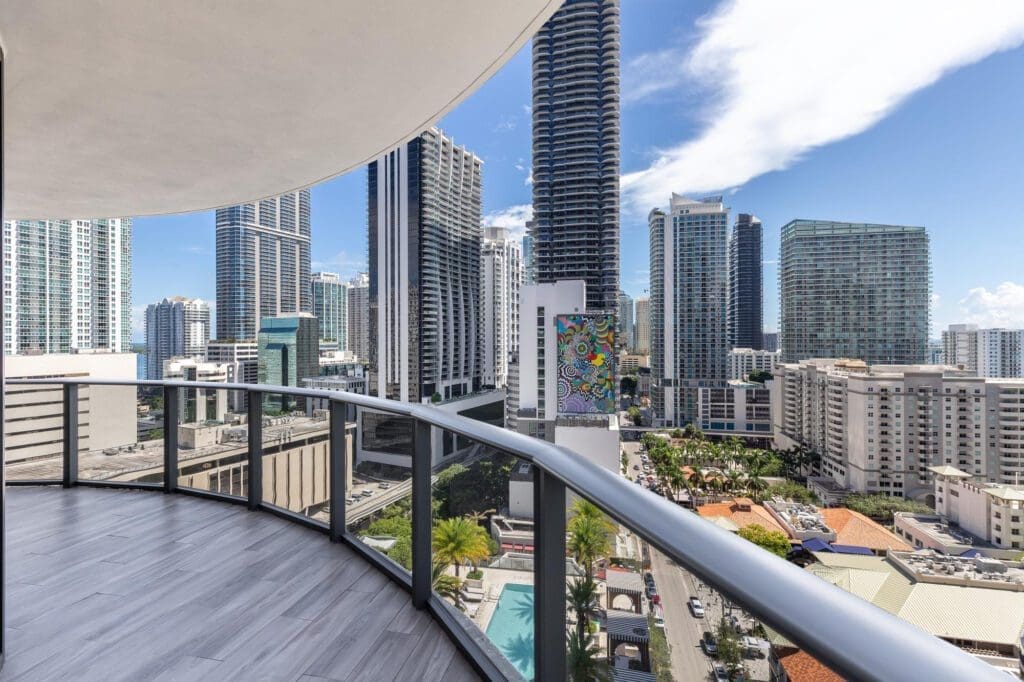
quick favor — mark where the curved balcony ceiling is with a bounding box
[0,0,561,219]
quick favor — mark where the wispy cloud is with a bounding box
[312,250,366,278]
[493,114,517,133]
[958,282,1024,327]
[178,245,207,254]
[482,204,533,240]
[622,47,688,105]
[524,169,533,186]
[621,0,1024,210]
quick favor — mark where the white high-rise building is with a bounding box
[347,273,369,362]
[634,296,650,354]
[144,297,211,380]
[481,227,522,388]
[617,291,634,352]
[205,340,258,411]
[650,195,729,427]
[310,272,348,347]
[771,359,1024,499]
[941,324,1024,378]
[3,219,132,355]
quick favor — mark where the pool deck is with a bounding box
[467,567,535,632]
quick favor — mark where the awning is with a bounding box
[803,538,832,552]
[606,610,649,644]
[803,538,874,555]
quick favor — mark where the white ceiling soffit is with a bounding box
[0,1,561,219]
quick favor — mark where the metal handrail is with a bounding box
[4,378,1005,681]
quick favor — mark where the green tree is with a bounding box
[568,630,613,682]
[737,524,791,558]
[765,479,817,504]
[683,424,705,440]
[844,494,931,522]
[747,369,773,384]
[432,517,490,577]
[567,576,601,642]
[143,427,164,441]
[431,561,465,610]
[626,405,642,425]
[567,512,614,578]
[715,616,747,680]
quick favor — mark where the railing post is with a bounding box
[534,466,567,681]
[61,384,78,488]
[247,391,263,511]
[328,400,347,542]
[411,418,432,609]
[162,385,178,494]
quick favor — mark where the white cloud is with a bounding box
[622,48,688,104]
[958,282,1024,327]
[311,250,366,278]
[482,204,533,240]
[522,104,532,116]
[524,169,533,186]
[132,305,147,338]
[493,114,517,133]
[621,0,1024,210]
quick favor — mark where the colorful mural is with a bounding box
[556,314,616,414]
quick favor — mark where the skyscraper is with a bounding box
[650,195,729,427]
[257,313,319,411]
[215,190,311,341]
[634,296,650,354]
[347,272,369,362]
[144,297,211,380]
[617,290,634,352]
[531,0,620,314]
[942,324,1024,378]
[728,213,763,350]
[481,227,523,388]
[3,218,132,355]
[779,220,930,365]
[368,128,482,402]
[310,272,348,347]
[521,232,536,285]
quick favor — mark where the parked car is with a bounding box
[646,583,657,599]
[633,464,640,471]
[712,664,730,682]
[701,631,718,656]
[651,594,661,605]
[653,604,665,630]
[742,635,767,658]
[688,597,705,618]
[644,572,654,584]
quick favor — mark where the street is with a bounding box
[622,441,714,681]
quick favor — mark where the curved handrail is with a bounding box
[4,378,1006,680]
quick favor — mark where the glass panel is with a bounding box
[77,383,162,483]
[348,407,413,575]
[4,382,65,481]
[257,391,331,522]
[431,440,532,680]
[176,387,249,498]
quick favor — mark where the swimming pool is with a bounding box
[484,583,535,680]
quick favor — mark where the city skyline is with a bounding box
[127,1,1024,343]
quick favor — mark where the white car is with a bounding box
[712,664,729,682]
[688,597,705,618]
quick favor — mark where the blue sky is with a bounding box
[132,0,1024,342]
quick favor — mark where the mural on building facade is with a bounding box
[556,314,615,414]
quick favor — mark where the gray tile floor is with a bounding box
[2,486,480,681]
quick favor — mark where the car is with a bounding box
[712,664,730,682]
[633,464,640,470]
[378,482,390,489]
[688,597,705,618]
[346,495,359,504]
[651,594,661,605]
[644,571,654,583]
[361,490,373,498]
[653,605,665,630]
[646,584,657,599]
[344,498,354,506]
[701,631,718,656]
[634,478,643,485]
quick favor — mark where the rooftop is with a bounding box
[777,649,843,682]
[820,508,912,553]
[697,499,788,535]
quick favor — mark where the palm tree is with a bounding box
[726,469,745,495]
[431,561,465,610]
[567,514,613,578]
[432,516,490,577]
[568,630,612,682]
[566,576,601,641]
[687,465,706,494]
[747,473,769,502]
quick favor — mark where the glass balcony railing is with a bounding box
[2,378,1008,681]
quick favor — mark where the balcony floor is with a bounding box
[3,486,480,681]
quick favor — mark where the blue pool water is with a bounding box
[485,583,535,680]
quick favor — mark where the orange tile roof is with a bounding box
[697,500,787,535]
[821,507,912,552]
[778,650,844,682]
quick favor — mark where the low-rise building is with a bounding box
[618,353,649,374]
[728,348,779,381]
[894,465,1024,552]
[697,380,771,438]
[162,357,230,424]
[697,498,787,536]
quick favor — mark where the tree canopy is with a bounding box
[737,524,791,558]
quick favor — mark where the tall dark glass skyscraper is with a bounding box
[216,190,311,341]
[531,0,620,314]
[728,213,763,350]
